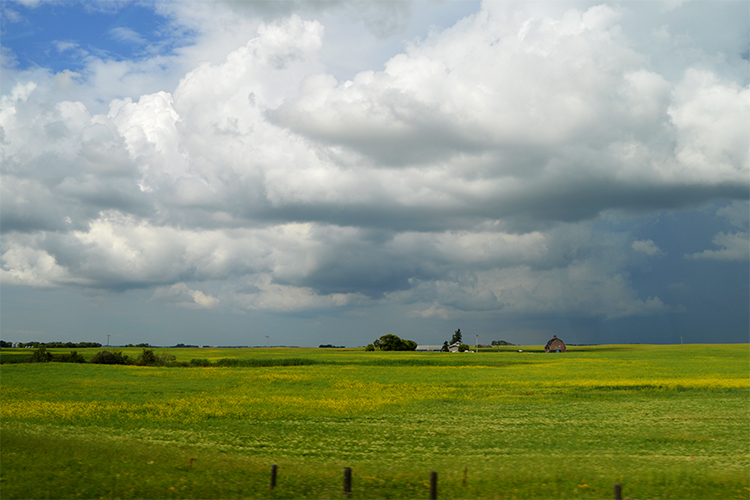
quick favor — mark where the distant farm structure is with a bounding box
[545,336,566,353]
[415,345,443,352]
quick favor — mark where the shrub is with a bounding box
[189,358,211,367]
[458,343,469,352]
[90,350,130,365]
[158,352,178,366]
[137,349,158,365]
[29,347,52,363]
[53,351,86,363]
[136,349,179,366]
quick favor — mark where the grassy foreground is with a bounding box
[1,344,748,499]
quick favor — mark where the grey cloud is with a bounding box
[0,179,70,233]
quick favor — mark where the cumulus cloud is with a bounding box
[717,201,750,230]
[687,232,750,262]
[269,3,747,228]
[0,242,76,288]
[1,1,748,328]
[632,239,664,256]
[686,201,750,262]
[152,283,219,308]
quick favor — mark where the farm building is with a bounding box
[544,336,566,353]
[415,345,443,352]
[414,343,465,352]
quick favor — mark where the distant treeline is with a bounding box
[3,347,322,368]
[0,341,104,348]
[319,344,346,348]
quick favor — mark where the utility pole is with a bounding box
[265,335,269,354]
[107,334,110,347]
[476,334,478,353]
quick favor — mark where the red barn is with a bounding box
[544,336,566,353]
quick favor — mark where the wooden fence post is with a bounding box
[344,467,352,496]
[430,471,437,500]
[270,464,277,489]
[614,483,622,500]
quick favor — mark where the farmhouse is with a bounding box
[544,336,566,353]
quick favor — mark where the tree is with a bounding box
[458,343,469,352]
[441,341,449,352]
[450,329,462,345]
[369,334,418,351]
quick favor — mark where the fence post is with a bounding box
[614,483,622,500]
[344,467,352,496]
[430,471,437,500]
[270,464,277,489]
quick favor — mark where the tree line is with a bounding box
[0,341,105,348]
[17,347,177,366]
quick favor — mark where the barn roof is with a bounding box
[416,345,443,351]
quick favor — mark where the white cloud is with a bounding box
[632,239,664,256]
[408,303,451,320]
[0,242,75,288]
[686,202,749,262]
[109,27,148,46]
[717,201,750,230]
[687,232,750,262]
[668,69,750,184]
[225,274,366,313]
[152,283,219,309]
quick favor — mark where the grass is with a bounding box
[0,344,748,499]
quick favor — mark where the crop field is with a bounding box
[0,344,748,499]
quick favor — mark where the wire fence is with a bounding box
[266,465,625,500]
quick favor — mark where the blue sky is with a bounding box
[1,0,748,347]
[4,3,178,71]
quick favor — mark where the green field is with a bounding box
[1,344,748,499]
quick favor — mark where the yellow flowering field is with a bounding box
[1,344,748,499]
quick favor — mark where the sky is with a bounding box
[1,0,748,348]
